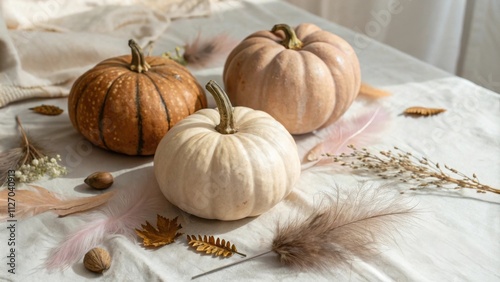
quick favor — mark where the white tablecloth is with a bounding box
[1,1,499,281]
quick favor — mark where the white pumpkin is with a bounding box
[154,80,301,220]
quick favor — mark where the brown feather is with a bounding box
[191,184,417,279]
[272,185,415,270]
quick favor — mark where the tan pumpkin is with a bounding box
[154,80,301,220]
[223,23,361,135]
[68,40,207,155]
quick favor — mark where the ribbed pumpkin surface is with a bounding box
[68,45,207,156]
[223,23,361,135]
[154,81,301,220]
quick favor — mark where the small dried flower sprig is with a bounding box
[326,145,499,195]
[0,116,67,184]
[15,155,67,183]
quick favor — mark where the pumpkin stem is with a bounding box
[205,80,237,134]
[271,23,303,50]
[128,39,150,73]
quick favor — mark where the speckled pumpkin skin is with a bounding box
[68,55,207,155]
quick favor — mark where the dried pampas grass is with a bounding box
[192,184,417,279]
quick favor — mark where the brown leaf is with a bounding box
[358,83,391,99]
[187,235,246,258]
[29,104,64,115]
[0,185,115,221]
[136,215,183,247]
[403,106,446,116]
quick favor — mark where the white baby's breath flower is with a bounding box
[50,168,60,177]
[4,117,68,184]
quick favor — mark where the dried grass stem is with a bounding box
[327,145,499,194]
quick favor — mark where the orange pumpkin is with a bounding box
[223,23,361,135]
[68,40,207,155]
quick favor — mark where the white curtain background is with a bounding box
[286,0,500,94]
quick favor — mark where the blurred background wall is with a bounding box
[286,0,500,93]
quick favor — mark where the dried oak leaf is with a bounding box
[187,235,246,258]
[403,106,446,116]
[135,215,183,247]
[29,104,64,115]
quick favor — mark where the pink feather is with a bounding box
[302,107,390,169]
[44,168,168,270]
[182,32,239,69]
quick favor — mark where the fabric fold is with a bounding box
[0,0,212,108]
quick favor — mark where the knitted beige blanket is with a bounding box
[0,0,212,108]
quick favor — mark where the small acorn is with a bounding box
[84,172,114,189]
[84,247,111,273]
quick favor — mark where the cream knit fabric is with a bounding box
[0,0,212,107]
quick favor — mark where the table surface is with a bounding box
[1,1,499,281]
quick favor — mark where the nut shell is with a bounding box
[84,172,114,189]
[84,247,111,273]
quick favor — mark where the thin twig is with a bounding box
[192,250,272,280]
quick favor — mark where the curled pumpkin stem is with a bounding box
[205,80,237,134]
[128,39,150,73]
[272,23,303,50]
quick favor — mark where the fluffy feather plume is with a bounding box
[0,185,114,221]
[44,169,168,270]
[192,184,416,279]
[272,186,414,270]
[303,107,390,169]
[164,32,238,69]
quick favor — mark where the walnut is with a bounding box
[84,172,114,190]
[84,247,111,273]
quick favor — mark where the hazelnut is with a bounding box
[84,172,114,189]
[84,247,111,273]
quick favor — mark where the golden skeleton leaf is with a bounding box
[135,215,183,247]
[29,104,64,115]
[187,235,246,258]
[403,106,446,116]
